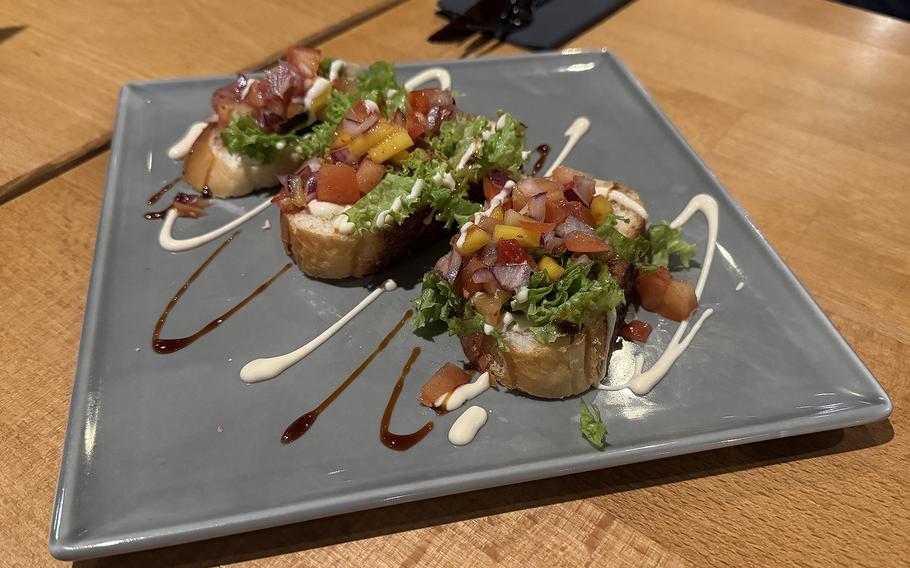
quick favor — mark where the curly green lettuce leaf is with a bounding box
[477,112,526,175]
[511,260,625,343]
[649,221,697,268]
[318,58,336,78]
[342,173,423,235]
[580,398,607,449]
[412,271,462,330]
[429,116,488,170]
[595,213,650,266]
[412,272,505,350]
[400,149,481,229]
[219,114,299,164]
[297,61,405,159]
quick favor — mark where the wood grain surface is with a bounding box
[0,0,401,203]
[1,0,908,566]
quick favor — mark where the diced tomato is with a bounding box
[636,266,671,312]
[419,363,470,406]
[474,292,505,325]
[287,46,321,78]
[659,279,698,321]
[407,90,431,115]
[620,320,653,342]
[316,164,360,205]
[565,201,596,227]
[332,76,357,93]
[520,220,557,233]
[405,111,426,140]
[497,238,530,265]
[355,159,385,194]
[550,165,587,187]
[545,199,571,224]
[564,231,611,253]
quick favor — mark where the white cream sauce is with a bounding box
[307,200,349,219]
[608,190,649,220]
[598,194,719,395]
[328,59,346,81]
[434,372,491,412]
[239,280,398,383]
[334,214,355,235]
[542,117,590,177]
[303,77,331,110]
[403,67,452,91]
[167,121,208,160]
[448,406,488,446]
[375,179,424,227]
[158,198,272,252]
[735,281,744,291]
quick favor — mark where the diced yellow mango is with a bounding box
[492,225,541,248]
[489,205,504,221]
[369,130,414,163]
[331,131,354,150]
[504,209,534,227]
[591,195,614,226]
[308,86,332,115]
[389,150,410,167]
[456,226,491,257]
[539,256,565,281]
[347,122,399,158]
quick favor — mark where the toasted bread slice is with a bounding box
[459,182,648,398]
[280,206,442,279]
[183,124,301,198]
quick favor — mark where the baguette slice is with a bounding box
[459,180,648,399]
[280,206,442,279]
[183,124,301,198]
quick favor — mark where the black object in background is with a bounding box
[436,0,632,49]
[832,0,910,21]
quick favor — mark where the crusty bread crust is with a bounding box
[280,206,442,279]
[459,182,648,399]
[183,124,301,198]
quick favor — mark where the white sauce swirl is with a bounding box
[543,117,591,177]
[448,406,488,446]
[158,198,272,252]
[403,67,452,91]
[434,372,491,412]
[598,194,719,395]
[167,121,208,160]
[303,77,331,110]
[240,280,398,383]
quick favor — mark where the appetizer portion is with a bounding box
[412,166,698,399]
[272,83,528,279]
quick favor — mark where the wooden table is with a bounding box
[2,0,907,566]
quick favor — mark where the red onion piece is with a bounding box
[573,175,595,205]
[541,232,565,253]
[575,254,592,265]
[470,268,497,284]
[434,250,462,285]
[528,193,547,221]
[492,264,531,291]
[479,243,498,266]
[555,216,595,237]
[330,146,358,165]
[340,111,379,136]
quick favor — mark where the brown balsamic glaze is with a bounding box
[530,144,551,176]
[144,208,170,221]
[147,176,182,206]
[200,185,213,199]
[152,232,291,354]
[281,309,414,444]
[380,347,434,451]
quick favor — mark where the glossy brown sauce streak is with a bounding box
[380,347,434,451]
[147,176,182,206]
[530,143,551,176]
[433,391,453,416]
[282,309,414,444]
[152,232,291,354]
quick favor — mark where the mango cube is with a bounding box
[368,128,414,163]
[591,195,614,226]
[489,205,504,221]
[456,226,491,257]
[492,225,541,248]
[504,209,534,227]
[538,256,565,281]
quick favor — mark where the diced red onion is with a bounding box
[265,61,296,98]
[575,254,592,265]
[528,193,547,221]
[541,232,565,253]
[555,216,595,237]
[479,243,498,266]
[303,173,318,202]
[572,175,595,205]
[470,268,497,285]
[340,112,379,136]
[434,250,462,285]
[487,171,511,192]
[330,146,358,165]
[492,264,531,291]
[391,109,407,127]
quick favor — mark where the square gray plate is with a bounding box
[50,51,891,560]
